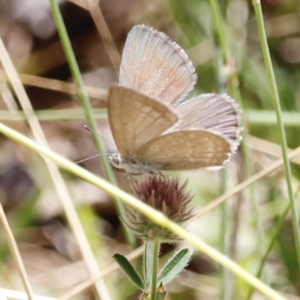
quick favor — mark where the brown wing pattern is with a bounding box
[119,25,197,106]
[135,130,231,170]
[108,85,178,157]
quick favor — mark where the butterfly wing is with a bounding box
[120,24,197,106]
[172,94,242,152]
[108,85,178,158]
[135,130,231,170]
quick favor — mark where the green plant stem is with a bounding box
[210,1,268,296]
[209,0,230,62]
[210,0,264,274]
[216,46,231,300]
[0,109,107,121]
[49,0,136,249]
[211,0,265,255]
[246,202,291,300]
[220,168,231,300]
[2,109,300,126]
[150,239,160,300]
[252,0,300,270]
[211,3,264,297]
[245,111,300,126]
[0,123,286,300]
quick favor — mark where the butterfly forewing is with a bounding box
[173,94,242,151]
[135,130,231,170]
[120,25,197,106]
[108,85,179,157]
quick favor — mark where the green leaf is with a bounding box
[157,248,193,286]
[113,253,145,290]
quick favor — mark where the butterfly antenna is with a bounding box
[76,152,114,164]
[84,125,117,150]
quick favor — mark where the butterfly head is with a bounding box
[107,152,122,168]
[108,153,158,175]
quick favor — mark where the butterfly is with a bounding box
[106,24,242,175]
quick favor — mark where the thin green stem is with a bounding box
[252,0,300,270]
[208,0,230,62]
[242,131,266,284]
[49,0,136,249]
[210,0,264,297]
[210,2,264,297]
[220,168,231,300]
[246,202,291,300]
[216,46,231,300]
[150,239,160,300]
[2,109,300,126]
[245,110,300,126]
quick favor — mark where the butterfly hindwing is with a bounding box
[135,130,231,170]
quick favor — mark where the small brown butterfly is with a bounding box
[106,25,242,175]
